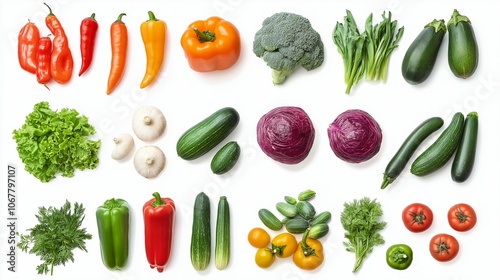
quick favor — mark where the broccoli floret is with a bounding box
[253,12,324,85]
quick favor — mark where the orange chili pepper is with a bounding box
[180,16,241,72]
[107,13,128,95]
[43,3,73,84]
[18,20,40,74]
[140,11,167,89]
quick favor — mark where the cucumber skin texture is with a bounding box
[410,112,465,176]
[381,117,444,189]
[296,201,316,220]
[210,141,240,175]
[190,192,211,271]
[451,112,478,182]
[448,12,479,79]
[308,223,329,239]
[177,107,240,160]
[284,218,309,234]
[309,211,332,227]
[402,20,446,85]
[215,196,230,270]
[258,209,282,231]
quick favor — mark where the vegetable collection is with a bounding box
[10,2,488,278]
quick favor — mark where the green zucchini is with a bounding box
[190,192,211,271]
[296,201,316,220]
[276,202,297,218]
[401,19,446,85]
[215,196,230,270]
[451,112,478,183]
[210,141,240,175]
[447,9,478,79]
[258,208,282,231]
[410,112,465,176]
[284,218,309,234]
[308,223,329,239]
[381,117,444,189]
[177,107,240,160]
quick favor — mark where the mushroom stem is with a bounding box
[113,137,120,143]
[144,116,152,125]
[146,158,154,165]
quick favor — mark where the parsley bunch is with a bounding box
[17,200,92,275]
[340,197,386,272]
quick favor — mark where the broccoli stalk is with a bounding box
[253,12,324,85]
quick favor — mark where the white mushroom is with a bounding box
[111,133,135,160]
[133,145,166,178]
[132,106,167,142]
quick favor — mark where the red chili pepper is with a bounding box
[44,2,73,84]
[143,192,175,273]
[36,35,52,90]
[78,13,98,76]
[18,20,40,74]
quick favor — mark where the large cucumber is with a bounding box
[451,112,478,183]
[401,19,446,85]
[410,112,465,176]
[177,107,240,160]
[190,192,211,271]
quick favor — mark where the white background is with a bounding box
[1,0,499,279]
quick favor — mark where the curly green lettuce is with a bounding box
[12,101,101,183]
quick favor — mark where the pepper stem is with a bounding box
[116,13,126,23]
[151,192,166,207]
[194,28,216,43]
[43,3,54,16]
[300,229,318,257]
[90,13,96,20]
[147,11,158,21]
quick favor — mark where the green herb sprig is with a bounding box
[340,197,386,272]
[17,200,92,275]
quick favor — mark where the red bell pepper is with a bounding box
[143,192,175,272]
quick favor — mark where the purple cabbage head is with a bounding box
[257,106,315,164]
[327,109,382,163]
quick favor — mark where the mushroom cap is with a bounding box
[133,145,166,178]
[132,106,167,142]
[111,133,135,160]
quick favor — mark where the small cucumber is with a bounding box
[258,209,282,231]
[296,201,316,220]
[215,196,230,270]
[447,9,478,79]
[177,107,240,160]
[190,192,211,271]
[381,117,444,189]
[284,218,309,234]
[402,19,447,85]
[276,202,297,218]
[310,211,332,227]
[451,112,478,183]
[210,141,240,175]
[411,112,465,176]
[297,189,316,201]
[284,196,297,205]
[308,223,329,239]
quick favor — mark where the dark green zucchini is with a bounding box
[401,19,446,85]
[381,117,444,189]
[451,112,478,182]
[190,192,211,271]
[410,112,465,176]
[447,9,479,79]
[210,141,240,175]
[177,107,240,160]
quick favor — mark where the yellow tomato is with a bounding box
[293,238,324,270]
[255,248,275,268]
[248,227,271,248]
[271,232,298,258]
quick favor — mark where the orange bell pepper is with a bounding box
[180,16,241,72]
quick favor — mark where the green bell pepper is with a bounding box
[96,198,130,270]
[386,244,413,270]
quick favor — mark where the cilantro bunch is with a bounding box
[340,197,386,272]
[12,101,101,182]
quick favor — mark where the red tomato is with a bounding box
[447,203,477,232]
[429,233,459,262]
[402,203,433,232]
